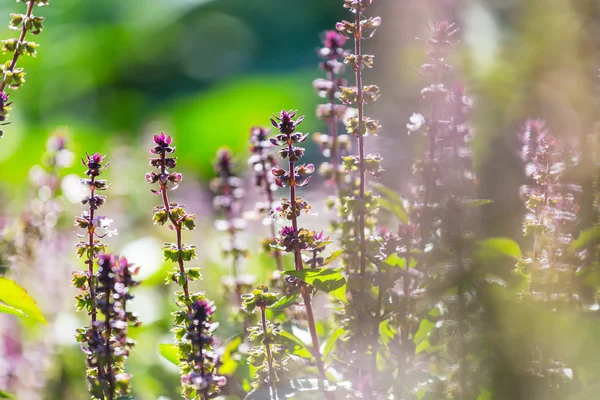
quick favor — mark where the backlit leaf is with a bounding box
[0,277,47,324]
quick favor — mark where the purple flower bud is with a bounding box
[323,30,347,49]
[153,132,172,147]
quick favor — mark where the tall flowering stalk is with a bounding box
[313,30,348,189]
[333,0,383,389]
[0,0,47,137]
[73,153,109,341]
[337,0,382,286]
[520,120,583,306]
[249,126,283,272]
[72,153,126,399]
[241,284,288,398]
[211,148,250,313]
[513,119,583,396]
[404,20,483,398]
[95,254,141,398]
[269,110,328,385]
[146,133,224,399]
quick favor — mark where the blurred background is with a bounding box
[0,0,599,399]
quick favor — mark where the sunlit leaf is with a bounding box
[0,277,47,324]
[573,226,600,251]
[220,335,243,375]
[323,249,344,266]
[372,183,408,223]
[475,238,521,262]
[0,390,14,399]
[383,253,406,268]
[323,327,345,359]
[283,268,347,303]
[279,330,312,359]
[465,199,493,208]
[0,302,28,319]
[159,343,180,366]
[268,293,300,310]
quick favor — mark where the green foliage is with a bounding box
[475,237,522,262]
[268,293,300,311]
[0,277,46,324]
[158,344,180,366]
[283,268,348,303]
[372,183,408,223]
[0,390,14,399]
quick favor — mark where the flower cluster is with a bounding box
[248,126,283,270]
[508,119,584,395]
[181,300,226,398]
[331,0,385,391]
[210,148,246,260]
[72,152,109,397]
[0,0,48,137]
[269,109,328,385]
[519,120,583,305]
[241,285,288,394]
[210,148,253,327]
[313,30,348,185]
[146,132,223,399]
[404,20,483,399]
[84,254,140,398]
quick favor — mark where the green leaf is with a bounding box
[159,344,180,366]
[283,268,347,303]
[323,327,345,359]
[573,226,600,250]
[278,330,313,360]
[372,183,408,223]
[314,241,333,250]
[0,277,47,324]
[465,199,493,208]
[414,318,435,345]
[0,302,28,319]
[0,390,14,399]
[268,293,300,311]
[379,320,398,350]
[323,249,344,266]
[383,253,406,268]
[220,335,243,375]
[475,238,521,262]
[477,390,492,400]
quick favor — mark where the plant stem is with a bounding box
[421,62,440,253]
[354,5,367,289]
[159,152,191,312]
[370,272,383,380]
[104,293,115,400]
[530,160,549,293]
[401,251,412,376]
[0,0,35,93]
[86,175,98,327]
[327,69,341,192]
[286,137,329,391]
[259,149,283,271]
[455,211,468,399]
[261,306,278,399]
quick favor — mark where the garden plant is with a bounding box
[1,0,600,399]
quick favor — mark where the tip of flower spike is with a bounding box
[430,20,459,43]
[323,30,347,49]
[153,132,172,147]
[190,299,215,322]
[85,153,103,165]
[272,110,304,134]
[279,226,296,237]
[250,126,269,142]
